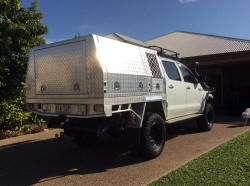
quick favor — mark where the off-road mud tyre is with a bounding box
[139,112,166,159]
[197,103,215,131]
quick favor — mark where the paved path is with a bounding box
[0,116,249,186]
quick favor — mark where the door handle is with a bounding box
[169,84,174,89]
[186,86,191,90]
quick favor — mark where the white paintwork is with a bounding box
[163,62,187,119]
[185,82,205,114]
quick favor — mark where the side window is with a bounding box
[179,65,197,84]
[162,61,181,81]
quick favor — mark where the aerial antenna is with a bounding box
[73,33,81,39]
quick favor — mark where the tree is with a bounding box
[0,0,48,99]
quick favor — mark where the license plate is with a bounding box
[55,104,70,113]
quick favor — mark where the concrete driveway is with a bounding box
[0,115,249,186]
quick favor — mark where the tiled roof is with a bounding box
[145,31,250,58]
[105,31,250,58]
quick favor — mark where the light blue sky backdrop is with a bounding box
[22,0,250,43]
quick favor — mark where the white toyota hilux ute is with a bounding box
[26,34,215,159]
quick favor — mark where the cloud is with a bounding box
[179,0,199,4]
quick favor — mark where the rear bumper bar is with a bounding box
[29,110,105,119]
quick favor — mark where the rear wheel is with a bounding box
[197,103,215,131]
[139,112,166,159]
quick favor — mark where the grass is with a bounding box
[149,130,250,186]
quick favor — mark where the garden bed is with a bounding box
[0,124,47,140]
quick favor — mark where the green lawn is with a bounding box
[149,130,250,186]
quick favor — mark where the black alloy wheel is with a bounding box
[139,112,166,159]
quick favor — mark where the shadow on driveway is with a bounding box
[215,114,246,128]
[0,115,243,186]
[0,132,144,186]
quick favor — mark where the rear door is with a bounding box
[178,63,204,114]
[162,60,187,119]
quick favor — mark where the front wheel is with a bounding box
[197,103,215,131]
[139,112,166,159]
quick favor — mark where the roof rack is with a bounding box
[147,46,179,59]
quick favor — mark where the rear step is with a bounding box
[166,113,203,124]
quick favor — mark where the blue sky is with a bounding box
[21,0,250,43]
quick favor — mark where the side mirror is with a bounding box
[192,61,199,74]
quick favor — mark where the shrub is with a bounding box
[0,83,46,133]
[22,124,32,134]
[0,98,29,131]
